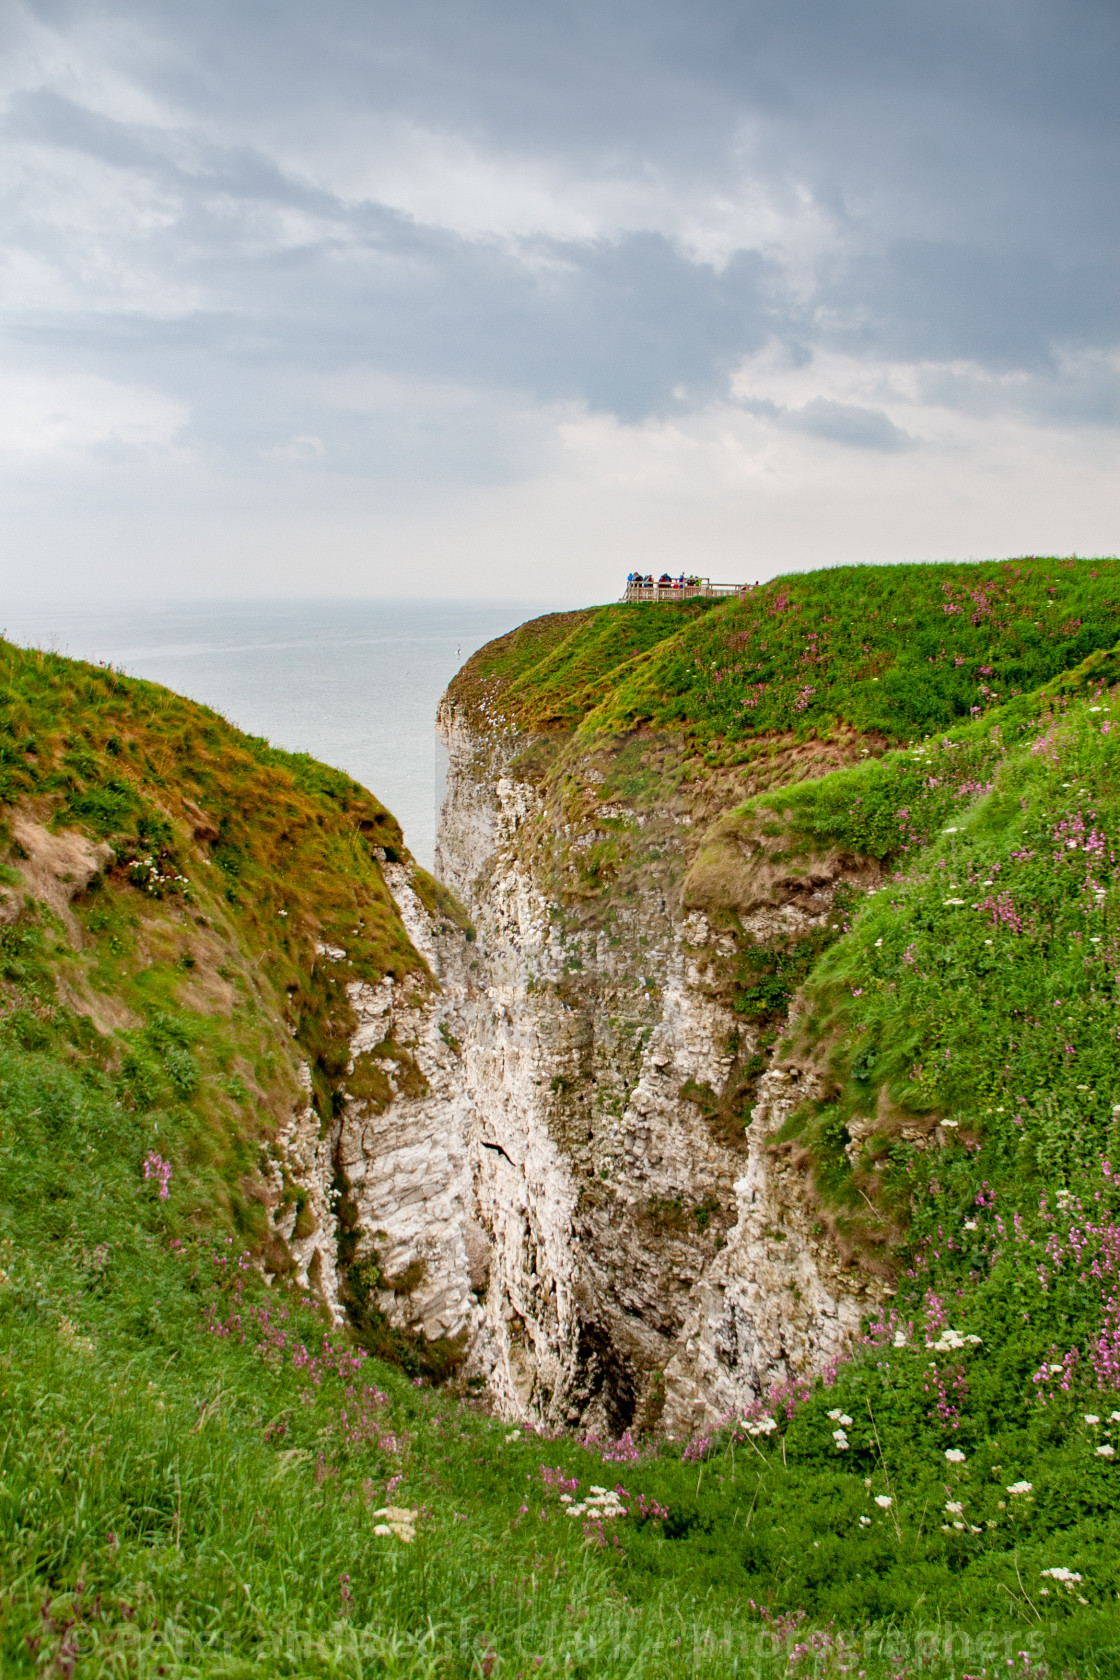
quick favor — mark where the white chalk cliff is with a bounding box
[271,702,882,1436]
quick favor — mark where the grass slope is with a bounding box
[7,608,1120,1675]
[449,558,1120,757]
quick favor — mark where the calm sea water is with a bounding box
[0,598,571,870]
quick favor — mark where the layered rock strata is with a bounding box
[268,857,491,1363]
[266,709,883,1438]
[433,706,883,1435]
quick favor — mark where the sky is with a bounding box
[1,0,1117,604]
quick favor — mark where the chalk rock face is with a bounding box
[270,1065,345,1324]
[268,855,490,1360]
[334,867,483,1348]
[434,704,881,1433]
[267,702,880,1437]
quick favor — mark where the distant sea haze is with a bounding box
[1,598,571,870]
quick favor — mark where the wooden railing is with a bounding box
[621,581,744,603]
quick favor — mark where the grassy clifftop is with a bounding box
[448,558,1120,752]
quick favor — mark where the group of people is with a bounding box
[625,572,704,589]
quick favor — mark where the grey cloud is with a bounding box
[822,240,1120,370]
[4,0,1119,478]
[737,393,914,452]
[790,399,914,453]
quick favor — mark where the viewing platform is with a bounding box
[622,578,745,603]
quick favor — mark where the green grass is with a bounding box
[10,597,1120,1674]
[448,557,1120,757]
[747,652,1120,1254]
[0,636,439,1133]
[5,995,1120,1675]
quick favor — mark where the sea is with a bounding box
[0,598,573,870]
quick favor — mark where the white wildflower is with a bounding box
[1110,1412,1120,1423]
[945,1448,966,1463]
[859,1515,871,1526]
[930,1327,982,1351]
[1006,1482,1033,1496]
[373,1505,418,1543]
[833,1429,850,1450]
[1095,1444,1115,1458]
[1041,1568,1083,1584]
[1084,1414,1101,1425]
[963,1220,977,1231]
[874,1495,892,1509]
[892,1330,908,1347]
[944,1501,964,1515]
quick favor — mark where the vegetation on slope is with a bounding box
[723,645,1120,1256]
[448,558,1120,757]
[0,637,432,1132]
[7,971,1120,1678]
[9,592,1120,1675]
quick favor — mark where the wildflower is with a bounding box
[1084,1414,1100,1425]
[1095,1444,1116,1459]
[892,1330,908,1347]
[874,1495,892,1509]
[930,1328,980,1351]
[944,1500,963,1515]
[142,1151,172,1200]
[505,1430,521,1442]
[963,1220,977,1231]
[859,1516,871,1526]
[373,1505,418,1542]
[827,1409,853,1426]
[832,1429,850,1450]
[1110,1412,1120,1423]
[1006,1482,1033,1496]
[945,1448,966,1463]
[1041,1567,1083,1584]
[57,1316,93,1354]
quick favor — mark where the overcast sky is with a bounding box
[1,0,1117,603]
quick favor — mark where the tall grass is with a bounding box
[8,599,1120,1673]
